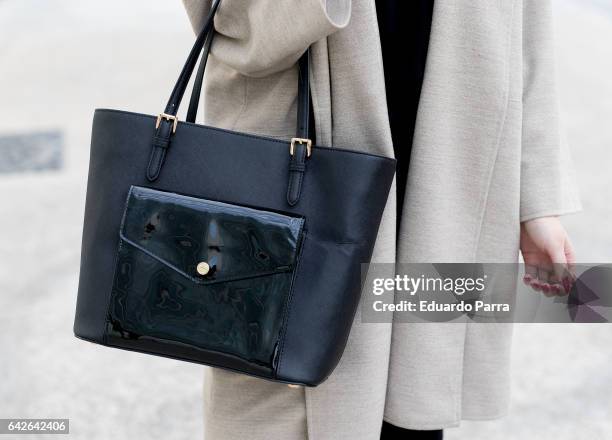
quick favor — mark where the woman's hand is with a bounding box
[520,216,576,295]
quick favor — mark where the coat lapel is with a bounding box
[399,0,517,263]
[385,0,519,429]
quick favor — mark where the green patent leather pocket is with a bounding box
[106,186,304,370]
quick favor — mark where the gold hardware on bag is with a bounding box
[196,261,210,276]
[290,138,312,157]
[155,113,178,133]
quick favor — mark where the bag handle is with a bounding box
[146,0,312,196]
[186,35,311,143]
[185,31,215,125]
[145,0,220,182]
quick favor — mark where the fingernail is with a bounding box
[563,277,572,293]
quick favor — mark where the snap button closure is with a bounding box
[196,261,210,276]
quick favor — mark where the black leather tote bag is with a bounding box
[73,0,395,386]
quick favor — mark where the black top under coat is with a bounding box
[375,0,435,237]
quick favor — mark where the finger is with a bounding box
[564,236,577,283]
[524,264,538,287]
[564,235,576,265]
[543,259,565,296]
[545,264,565,296]
[548,245,569,292]
[528,275,542,291]
[537,267,554,296]
[529,277,544,292]
[551,283,565,296]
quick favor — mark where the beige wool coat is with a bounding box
[181,0,581,438]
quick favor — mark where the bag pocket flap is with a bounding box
[118,186,304,284]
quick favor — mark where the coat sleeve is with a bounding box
[519,0,582,222]
[182,0,351,77]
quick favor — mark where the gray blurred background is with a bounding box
[0,0,610,439]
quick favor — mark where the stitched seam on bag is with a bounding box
[106,329,277,375]
[275,226,307,379]
[288,146,307,204]
[101,185,136,344]
[133,186,303,219]
[95,109,396,163]
[146,147,164,180]
[156,147,167,176]
[287,173,296,203]
[293,172,303,202]
[287,171,302,204]
[147,120,173,179]
[287,160,299,203]
[146,147,158,179]
[152,135,170,148]
[302,236,362,246]
[102,239,123,345]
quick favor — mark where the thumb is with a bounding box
[564,236,577,278]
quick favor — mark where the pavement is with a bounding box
[0,1,610,439]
